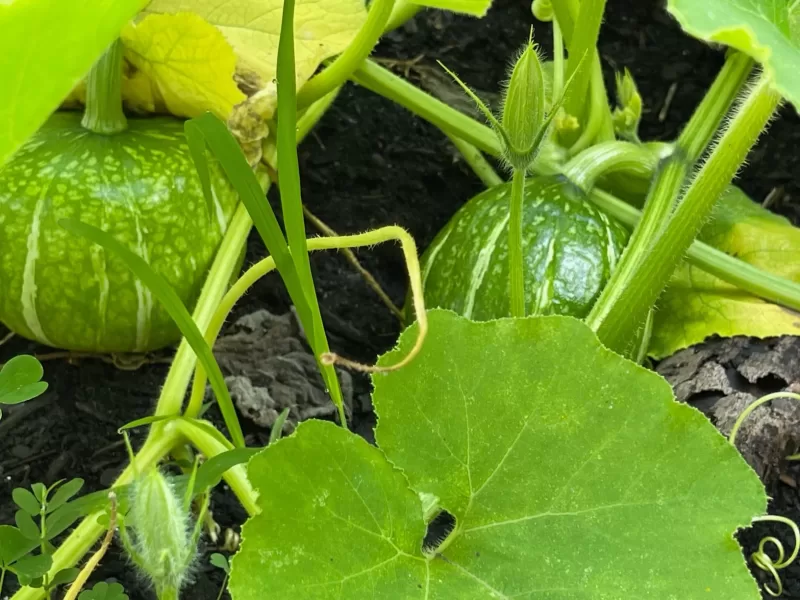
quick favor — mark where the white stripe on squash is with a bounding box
[21,194,53,346]
[463,212,510,319]
[422,226,453,289]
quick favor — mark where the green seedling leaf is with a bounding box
[58,218,244,449]
[210,553,230,574]
[651,186,800,358]
[79,581,129,600]
[0,355,48,406]
[268,408,290,445]
[0,0,145,167]
[0,525,37,566]
[193,448,261,496]
[12,489,41,516]
[231,311,766,598]
[12,554,52,580]
[47,479,84,514]
[31,483,46,504]
[49,567,80,587]
[14,511,39,541]
[667,0,800,108]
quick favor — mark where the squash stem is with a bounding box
[562,141,658,191]
[509,169,526,317]
[81,39,127,135]
[585,51,755,353]
[296,0,395,109]
[588,74,781,355]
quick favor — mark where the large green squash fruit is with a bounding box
[0,112,239,353]
[421,176,629,320]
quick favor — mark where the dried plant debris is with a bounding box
[207,310,353,433]
[657,336,800,485]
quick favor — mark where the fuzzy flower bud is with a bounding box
[127,468,195,597]
[531,0,553,22]
[612,68,643,142]
[501,39,547,170]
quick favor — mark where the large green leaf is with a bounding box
[230,311,766,599]
[651,186,800,358]
[667,0,800,108]
[0,0,146,167]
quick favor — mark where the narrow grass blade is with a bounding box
[58,218,246,448]
[276,0,346,424]
[184,113,315,335]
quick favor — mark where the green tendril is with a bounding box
[750,516,800,596]
[728,392,800,447]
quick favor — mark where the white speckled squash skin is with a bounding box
[420,176,629,320]
[0,112,239,353]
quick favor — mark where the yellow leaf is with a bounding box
[650,186,800,358]
[143,0,368,108]
[121,12,246,119]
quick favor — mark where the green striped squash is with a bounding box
[0,112,239,353]
[421,176,628,320]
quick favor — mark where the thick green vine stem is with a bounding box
[296,0,395,109]
[384,0,420,32]
[81,39,127,134]
[562,140,657,191]
[589,74,781,355]
[587,187,800,314]
[509,169,526,316]
[584,52,753,348]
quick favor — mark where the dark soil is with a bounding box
[2,0,800,598]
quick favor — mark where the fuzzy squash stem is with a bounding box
[81,39,127,134]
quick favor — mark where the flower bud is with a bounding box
[531,0,553,22]
[501,39,547,169]
[612,69,643,142]
[127,468,195,596]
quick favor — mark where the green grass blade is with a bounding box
[277,0,346,424]
[183,121,215,220]
[58,218,246,449]
[184,112,315,333]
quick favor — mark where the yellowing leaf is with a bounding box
[650,186,800,358]
[143,0,368,107]
[121,12,246,119]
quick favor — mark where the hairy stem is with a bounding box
[509,170,526,317]
[588,74,781,355]
[586,51,755,351]
[562,141,657,191]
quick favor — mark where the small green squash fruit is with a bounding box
[0,112,238,353]
[419,175,628,320]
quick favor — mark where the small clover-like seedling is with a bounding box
[6,478,85,592]
[78,581,129,600]
[0,355,48,420]
[210,553,231,600]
